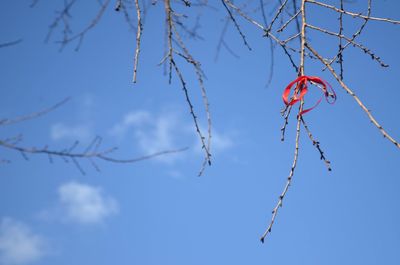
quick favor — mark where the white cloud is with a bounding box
[135,113,177,154]
[109,110,151,137]
[209,129,234,153]
[193,127,234,156]
[50,123,92,142]
[110,110,183,163]
[0,218,46,265]
[58,182,118,224]
[49,95,96,142]
[109,109,235,164]
[167,170,184,179]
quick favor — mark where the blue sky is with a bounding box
[1,1,400,264]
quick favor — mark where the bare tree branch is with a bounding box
[0,39,23,48]
[164,0,212,175]
[0,138,188,174]
[260,101,304,243]
[0,98,70,126]
[307,0,400,25]
[306,42,400,149]
[133,0,142,82]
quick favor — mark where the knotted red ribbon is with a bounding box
[282,75,336,115]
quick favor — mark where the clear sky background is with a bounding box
[1,1,400,264]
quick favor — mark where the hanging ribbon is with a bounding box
[282,75,336,115]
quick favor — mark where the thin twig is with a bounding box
[306,23,388,67]
[0,39,23,48]
[280,105,292,141]
[338,0,344,80]
[133,0,142,83]
[215,17,241,61]
[277,9,300,32]
[221,0,252,50]
[260,101,303,243]
[306,0,400,25]
[282,32,301,44]
[98,147,189,163]
[0,98,70,126]
[259,0,275,87]
[266,0,288,34]
[301,117,331,171]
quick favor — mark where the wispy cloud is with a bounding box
[58,182,119,224]
[134,113,178,154]
[110,110,184,163]
[110,109,235,164]
[49,95,96,143]
[213,130,234,152]
[50,123,92,142]
[0,218,46,265]
[109,110,151,138]
[194,127,234,155]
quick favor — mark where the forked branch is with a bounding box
[306,42,400,148]
[0,137,187,175]
[164,0,212,175]
[260,102,304,243]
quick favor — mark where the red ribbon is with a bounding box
[282,75,336,115]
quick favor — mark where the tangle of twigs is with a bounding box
[219,0,400,242]
[38,0,400,241]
